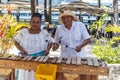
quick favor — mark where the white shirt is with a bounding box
[14,28,52,80]
[14,28,52,54]
[54,21,91,58]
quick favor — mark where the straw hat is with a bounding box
[58,10,79,24]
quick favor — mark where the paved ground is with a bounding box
[48,44,96,58]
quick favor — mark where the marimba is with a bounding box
[0,54,109,80]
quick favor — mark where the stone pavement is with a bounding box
[99,64,120,80]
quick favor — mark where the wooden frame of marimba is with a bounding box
[0,55,109,80]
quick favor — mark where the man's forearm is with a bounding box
[79,38,91,49]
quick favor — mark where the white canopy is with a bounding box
[52,1,105,14]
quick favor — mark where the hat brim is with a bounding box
[58,14,79,25]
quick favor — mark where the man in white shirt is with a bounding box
[52,10,91,58]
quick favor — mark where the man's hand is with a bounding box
[45,50,49,55]
[76,46,81,52]
[76,38,90,52]
[52,43,59,51]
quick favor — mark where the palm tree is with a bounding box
[113,0,118,25]
[44,0,48,22]
[0,0,2,15]
[97,0,101,20]
[31,0,35,14]
[112,0,119,47]
[36,0,38,12]
[98,0,101,8]
[48,0,52,24]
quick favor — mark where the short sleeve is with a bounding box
[81,23,91,40]
[14,29,27,43]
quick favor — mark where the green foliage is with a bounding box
[0,14,30,54]
[93,39,120,64]
[90,13,109,32]
[104,23,120,33]
[90,13,120,64]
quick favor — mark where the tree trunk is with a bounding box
[113,0,118,25]
[31,0,36,14]
[113,0,119,47]
[48,0,52,24]
[79,0,82,21]
[36,0,38,12]
[98,0,101,8]
[0,0,2,15]
[44,0,48,22]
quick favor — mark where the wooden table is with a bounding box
[0,56,109,80]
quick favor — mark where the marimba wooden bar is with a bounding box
[0,55,109,80]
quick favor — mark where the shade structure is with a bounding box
[53,1,105,14]
[0,0,44,12]
[0,0,33,22]
[100,5,120,14]
[0,0,31,11]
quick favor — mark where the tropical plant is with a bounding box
[90,13,109,38]
[0,14,30,54]
[93,39,120,64]
[90,12,120,64]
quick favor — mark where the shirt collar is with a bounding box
[61,21,76,31]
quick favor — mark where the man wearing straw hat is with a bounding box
[52,10,91,58]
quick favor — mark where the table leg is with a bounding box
[80,75,91,80]
[12,69,15,80]
[91,75,98,80]
[56,72,64,80]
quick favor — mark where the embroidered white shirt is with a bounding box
[54,21,91,58]
[14,28,52,54]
